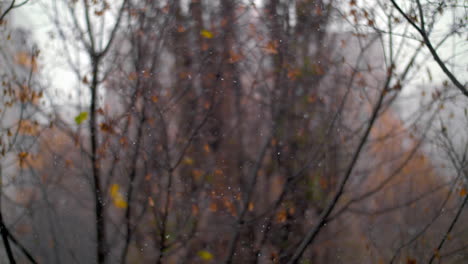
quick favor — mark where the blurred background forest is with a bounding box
[0,0,467,263]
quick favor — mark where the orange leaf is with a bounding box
[18,120,39,136]
[307,94,317,103]
[148,197,155,207]
[276,209,287,223]
[203,144,211,153]
[192,169,203,180]
[315,6,322,15]
[223,198,236,216]
[119,137,128,147]
[320,177,328,189]
[177,25,186,33]
[18,152,29,159]
[179,72,191,80]
[263,41,278,54]
[161,5,170,14]
[209,202,218,212]
[192,204,199,216]
[99,122,114,134]
[128,72,138,81]
[271,138,277,146]
[311,64,325,75]
[201,42,209,51]
[142,70,151,78]
[228,50,243,63]
[460,188,467,197]
[14,52,37,72]
[287,68,301,80]
[65,159,73,168]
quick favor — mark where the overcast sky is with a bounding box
[12,0,467,110]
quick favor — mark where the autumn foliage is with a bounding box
[0,0,467,263]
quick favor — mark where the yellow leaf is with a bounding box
[197,250,214,261]
[110,184,128,209]
[74,112,88,125]
[183,157,194,165]
[18,152,29,168]
[114,197,128,209]
[110,184,120,197]
[200,29,214,39]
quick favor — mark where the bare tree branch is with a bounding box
[390,0,468,97]
[287,71,393,264]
